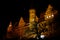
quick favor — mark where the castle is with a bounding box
[6,4,58,39]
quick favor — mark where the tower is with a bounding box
[18,17,25,37]
[29,9,36,23]
[6,22,12,38]
[29,9,36,29]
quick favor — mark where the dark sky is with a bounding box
[1,0,60,22]
[0,0,60,38]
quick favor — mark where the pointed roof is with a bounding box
[36,16,38,20]
[36,16,38,19]
[45,4,53,14]
[36,16,39,22]
[9,22,12,26]
[48,4,53,9]
[18,17,25,27]
[7,21,12,32]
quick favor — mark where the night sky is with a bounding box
[0,0,60,39]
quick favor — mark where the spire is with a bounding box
[36,16,39,22]
[18,17,25,27]
[7,21,12,32]
[45,4,53,14]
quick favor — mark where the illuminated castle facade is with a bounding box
[6,4,58,39]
